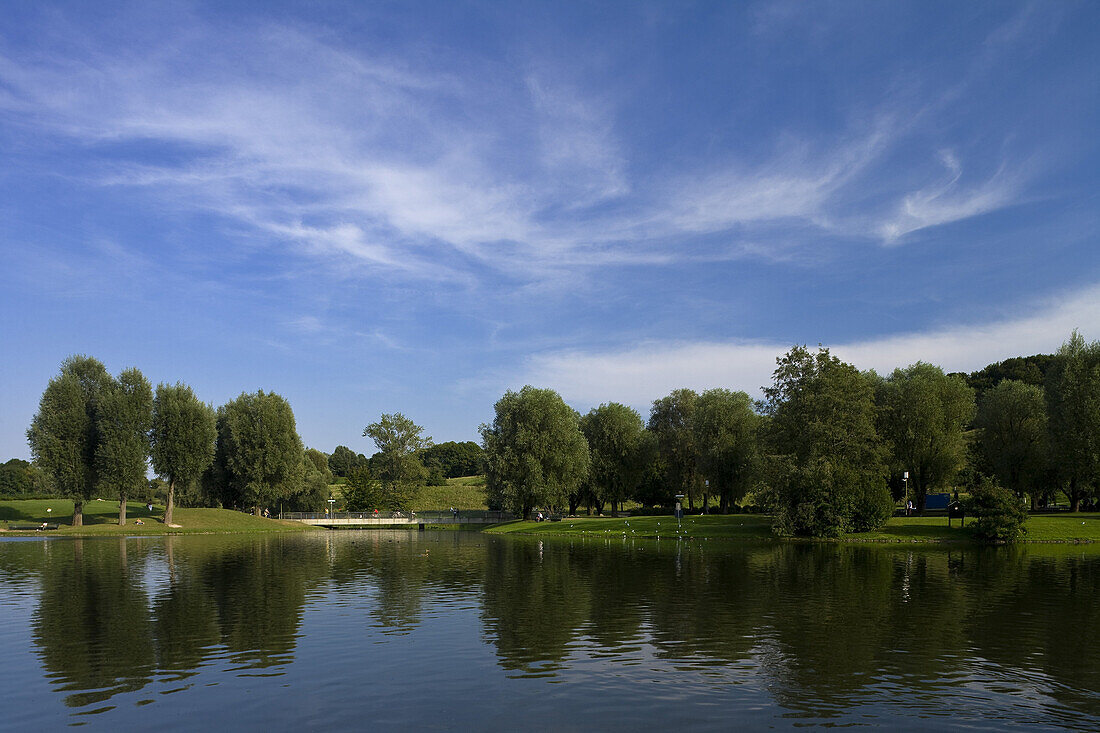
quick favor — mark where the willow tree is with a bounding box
[96,368,154,525]
[580,402,653,516]
[648,389,700,510]
[693,388,762,513]
[876,362,975,512]
[975,379,1048,507]
[1046,331,1100,511]
[763,346,890,537]
[481,386,590,519]
[27,355,112,526]
[151,383,217,526]
[216,390,304,515]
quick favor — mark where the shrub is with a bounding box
[968,477,1028,543]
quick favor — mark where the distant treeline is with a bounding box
[476,332,1100,539]
[16,332,1100,537]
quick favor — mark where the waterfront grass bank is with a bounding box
[483,512,1100,544]
[0,499,318,536]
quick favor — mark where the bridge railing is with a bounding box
[280,510,515,522]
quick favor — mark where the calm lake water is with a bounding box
[2,531,1099,730]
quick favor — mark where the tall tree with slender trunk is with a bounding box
[693,389,762,513]
[648,389,701,510]
[481,386,590,519]
[27,356,111,526]
[151,383,217,526]
[1046,330,1100,511]
[975,379,1049,508]
[580,402,652,517]
[876,362,975,512]
[96,368,154,525]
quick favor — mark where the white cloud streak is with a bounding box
[0,11,1040,283]
[520,282,1100,407]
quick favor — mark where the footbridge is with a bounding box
[280,510,514,528]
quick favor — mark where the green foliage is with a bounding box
[580,402,652,515]
[1045,330,1100,510]
[328,445,367,477]
[419,441,485,478]
[762,346,889,537]
[0,459,52,495]
[966,354,1056,401]
[363,413,431,492]
[95,368,154,520]
[975,380,1048,503]
[876,362,975,510]
[212,390,305,512]
[292,450,331,511]
[342,465,415,511]
[647,388,700,506]
[968,477,1029,543]
[481,386,590,518]
[693,388,762,512]
[27,356,112,524]
[151,382,217,522]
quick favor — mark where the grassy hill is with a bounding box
[0,499,317,536]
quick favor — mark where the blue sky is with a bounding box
[2,1,1099,460]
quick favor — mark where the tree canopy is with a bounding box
[1045,331,1100,511]
[975,379,1048,506]
[648,389,700,509]
[693,388,762,513]
[151,382,217,526]
[26,355,112,526]
[364,413,431,490]
[762,346,890,536]
[481,386,590,519]
[580,402,652,516]
[876,362,975,511]
[213,390,305,514]
[95,367,154,525]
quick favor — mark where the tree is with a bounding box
[215,391,305,515]
[328,445,365,477]
[648,389,700,510]
[762,346,889,537]
[693,389,762,513]
[151,383,217,526]
[480,386,590,519]
[363,413,431,494]
[419,441,485,478]
[0,459,51,495]
[294,450,331,512]
[27,355,112,526]
[580,403,652,517]
[1046,331,1100,511]
[95,368,154,526]
[975,380,1049,508]
[876,363,975,512]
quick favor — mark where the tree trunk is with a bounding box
[568,495,579,516]
[165,478,176,526]
[688,495,695,512]
[702,493,709,514]
[719,492,729,514]
[254,505,261,516]
[119,493,127,526]
[72,499,83,527]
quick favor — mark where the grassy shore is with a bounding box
[0,499,318,536]
[484,512,1100,544]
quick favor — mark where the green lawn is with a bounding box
[412,476,489,511]
[0,499,318,536]
[484,512,1100,544]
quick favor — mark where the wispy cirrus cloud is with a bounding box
[0,7,1044,287]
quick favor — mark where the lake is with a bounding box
[2,531,1099,730]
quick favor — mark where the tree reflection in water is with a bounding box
[10,532,1100,724]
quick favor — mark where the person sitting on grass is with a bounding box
[134,519,144,525]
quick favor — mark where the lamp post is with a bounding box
[675,494,685,531]
[903,471,909,515]
[327,497,335,519]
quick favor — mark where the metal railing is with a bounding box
[279,510,514,523]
